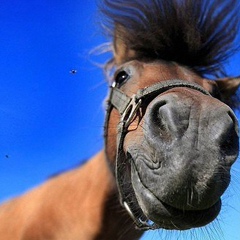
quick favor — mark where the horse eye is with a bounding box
[115,70,130,86]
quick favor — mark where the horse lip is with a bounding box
[157,199,222,229]
[130,161,222,230]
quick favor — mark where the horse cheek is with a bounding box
[105,109,119,167]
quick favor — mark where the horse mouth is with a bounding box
[145,198,221,230]
[130,159,222,230]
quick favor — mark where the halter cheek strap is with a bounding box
[105,80,211,230]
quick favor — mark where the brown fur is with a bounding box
[0,152,142,239]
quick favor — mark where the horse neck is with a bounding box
[87,151,143,240]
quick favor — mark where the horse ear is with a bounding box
[215,76,240,106]
[113,24,136,65]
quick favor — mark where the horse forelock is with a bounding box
[100,0,240,77]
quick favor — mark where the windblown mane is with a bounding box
[100,0,239,77]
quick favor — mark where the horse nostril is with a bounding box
[151,100,168,130]
[150,97,190,137]
[219,111,239,166]
[228,110,239,137]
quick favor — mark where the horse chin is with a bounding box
[130,162,221,230]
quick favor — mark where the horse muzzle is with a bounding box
[128,87,239,229]
[106,79,239,230]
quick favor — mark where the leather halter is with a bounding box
[104,79,211,230]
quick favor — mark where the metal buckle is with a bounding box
[123,201,158,230]
[121,95,142,129]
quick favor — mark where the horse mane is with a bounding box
[100,0,239,77]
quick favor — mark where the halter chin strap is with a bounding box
[105,79,211,230]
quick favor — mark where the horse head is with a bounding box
[103,0,240,230]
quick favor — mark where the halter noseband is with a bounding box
[105,79,211,230]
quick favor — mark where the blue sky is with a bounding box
[0,1,239,240]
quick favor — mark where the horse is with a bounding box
[0,0,240,239]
